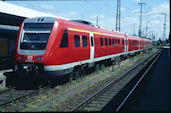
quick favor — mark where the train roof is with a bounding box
[21,17,153,41]
[61,19,126,38]
[24,17,57,23]
[71,20,93,26]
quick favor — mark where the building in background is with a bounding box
[0,1,61,69]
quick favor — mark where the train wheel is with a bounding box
[95,64,101,73]
[69,67,82,81]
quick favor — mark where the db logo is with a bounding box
[26,56,34,62]
[27,56,33,60]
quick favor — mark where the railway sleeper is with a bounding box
[99,95,114,100]
[83,107,101,111]
[91,100,108,104]
[102,92,117,96]
[89,102,109,108]
[95,97,113,102]
[87,103,105,107]
[0,97,11,101]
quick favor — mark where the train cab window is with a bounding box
[59,30,68,48]
[109,38,111,46]
[74,35,80,47]
[105,38,108,46]
[112,39,114,45]
[115,39,117,45]
[82,36,88,47]
[118,39,120,45]
[100,37,103,46]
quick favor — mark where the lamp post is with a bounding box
[138,2,146,37]
[96,15,99,26]
[156,13,167,41]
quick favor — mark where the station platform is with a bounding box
[120,48,170,111]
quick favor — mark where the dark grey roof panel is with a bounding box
[24,17,57,23]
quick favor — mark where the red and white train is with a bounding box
[14,17,152,76]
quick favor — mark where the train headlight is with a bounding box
[36,56,44,61]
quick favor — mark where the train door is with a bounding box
[90,33,94,62]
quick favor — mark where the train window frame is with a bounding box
[122,39,124,45]
[74,34,80,47]
[118,39,120,45]
[82,35,88,47]
[100,37,103,46]
[105,38,108,46]
[109,38,111,46]
[59,30,68,48]
[115,39,117,45]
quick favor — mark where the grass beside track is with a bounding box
[0,48,158,112]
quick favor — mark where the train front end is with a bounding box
[14,17,57,75]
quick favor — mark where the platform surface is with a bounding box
[121,48,170,111]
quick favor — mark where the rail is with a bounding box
[115,50,161,111]
[0,86,50,107]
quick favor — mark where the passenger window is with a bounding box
[82,35,88,47]
[105,38,108,46]
[118,39,120,45]
[100,37,103,46]
[74,35,80,47]
[59,30,68,48]
[109,38,111,46]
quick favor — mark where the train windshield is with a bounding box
[23,23,54,31]
[20,23,54,50]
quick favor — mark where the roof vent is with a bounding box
[41,18,44,22]
[37,18,44,22]
[37,18,41,21]
[71,20,93,26]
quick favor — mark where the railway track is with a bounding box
[71,49,162,111]
[0,49,160,111]
[0,86,50,107]
[115,49,162,112]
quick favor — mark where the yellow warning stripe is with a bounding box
[69,28,105,35]
[69,28,91,34]
[93,32,105,35]
[68,27,124,38]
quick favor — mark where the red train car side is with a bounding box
[14,17,152,76]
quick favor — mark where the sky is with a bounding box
[6,0,170,41]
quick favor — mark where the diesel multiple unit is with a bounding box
[14,17,152,76]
